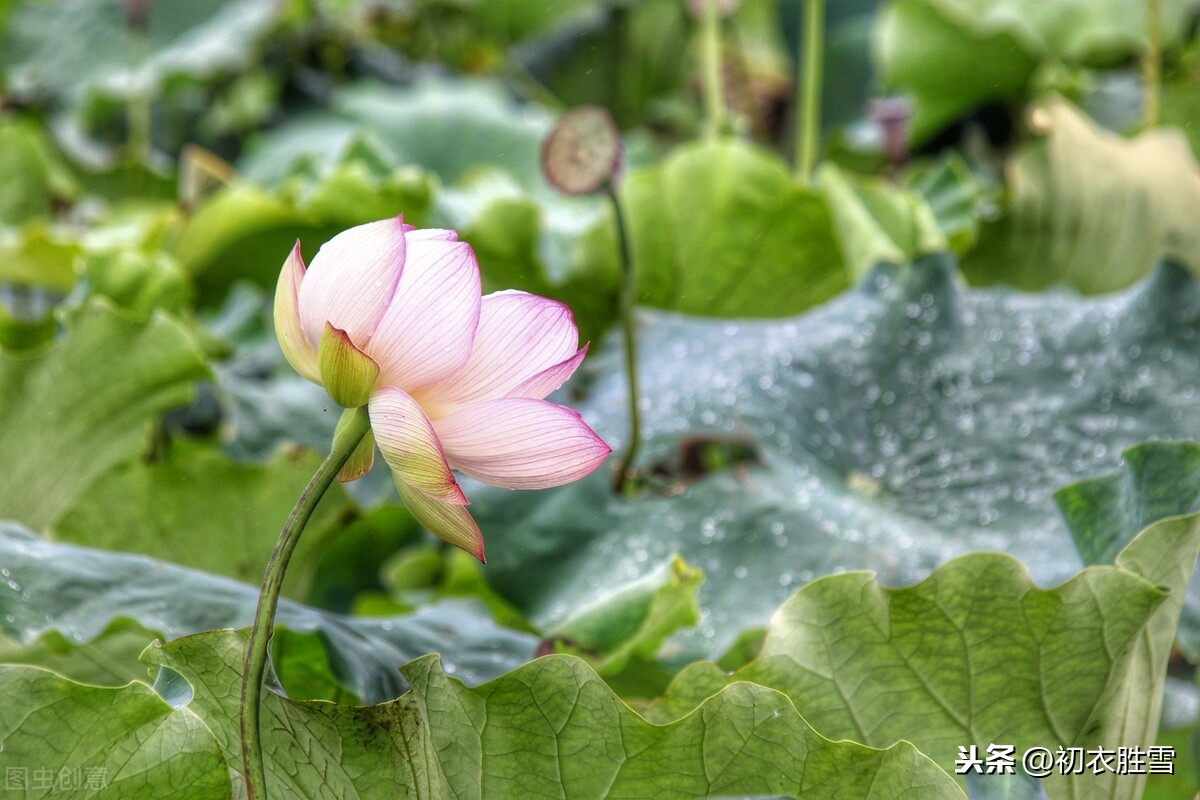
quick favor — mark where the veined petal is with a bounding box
[273,241,320,383]
[404,228,458,241]
[393,474,485,562]
[297,216,407,347]
[369,387,466,504]
[319,323,380,408]
[417,291,581,415]
[368,239,481,390]
[510,345,589,401]
[435,398,611,489]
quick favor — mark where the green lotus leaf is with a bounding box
[0,302,208,531]
[147,628,966,799]
[238,78,552,188]
[874,0,1038,142]
[54,442,356,600]
[645,514,1200,800]
[963,97,1200,294]
[0,619,160,688]
[875,0,1189,141]
[1056,441,1200,659]
[0,0,283,105]
[0,666,227,799]
[582,138,847,318]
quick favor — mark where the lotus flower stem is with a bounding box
[607,184,642,494]
[795,0,824,185]
[239,405,372,800]
[701,0,726,135]
[1142,0,1162,130]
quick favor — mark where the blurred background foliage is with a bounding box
[4,1,1200,796]
[3,0,1199,345]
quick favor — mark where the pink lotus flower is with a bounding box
[274,216,611,561]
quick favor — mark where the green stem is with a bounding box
[607,184,641,494]
[240,405,371,800]
[795,0,825,185]
[1142,0,1162,130]
[127,29,151,165]
[701,0,726,135]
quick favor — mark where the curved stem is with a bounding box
[607,184,641,495]
[795,0,825,185]
[240,405,371,800]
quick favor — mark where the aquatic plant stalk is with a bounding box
[608,184,642,494]
[701,0,726,135]
[239,406,371,800]
[795,0,825,184]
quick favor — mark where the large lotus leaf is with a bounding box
[644,514,1200,800]
[0,523,536,704]
[1056,442,1200,661]
[0,619,160,688]
[962,98,1200,294]
[874,0,1188,141]
[0,0,282,104]
[911,0,1188,62]
[873,0,1038,142]
[469,254,1200,660]
[238,78,551,189]
[53,443,356,601]
[148,628,966,799]
[584,138,847,317]
[0,666,228,799]
[0,302,209,531]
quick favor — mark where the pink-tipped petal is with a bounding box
[510,345,589,400]
[370,387,467,505]
[393,475,485,562]
[297,216,407,347]
[435,398,611,489]
[417,291,581,414]
[368,239,481,389]
[274,242,320,384]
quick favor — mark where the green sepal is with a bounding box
[318,323,379,408]
[336,416,376,483]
